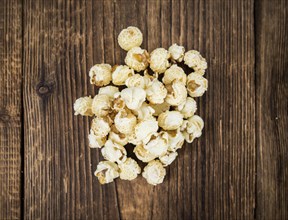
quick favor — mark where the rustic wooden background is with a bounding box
[0,0,287,219]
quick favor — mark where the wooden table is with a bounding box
[0,0,287,219]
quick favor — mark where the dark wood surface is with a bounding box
[0,0,287,219]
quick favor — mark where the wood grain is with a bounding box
[0,0,22,219]
[255,0,288,219]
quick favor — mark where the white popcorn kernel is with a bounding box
[112,65,134,86]
[142,160,166,185]
[118,26,143,51]
[120,87,146,110]
[183,115,204,143]
[167,129,185,152]
[168,43,185,62]
[94,161,120,184]
[118,158,141,180]
[134,117,159,144]
[112,96,126,112]
[159,151,178,167]
[133,102,155,121]
[150,102,170,117]
[176,97,197,118]
[89,64,112,86]
[101,139,127,164]
[125,47,149,72]
[134,144,157,162]
[145,79,167,104]
[92,94,112,117]
[158,110,183,130]
[88,132,106,148]
[98,86,119,99]
[108,125,128,146]
[163,64,187,85]
[125,74,149,89]
[184,50,207,72]
[74,96,93,116]
[144,132,169,157]
[149,48,171,73]
[186,73,208,97]
[165,80,187,106]
[114,109,137,135]
[90,116,111,137]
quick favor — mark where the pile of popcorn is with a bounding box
[74,26,208,185]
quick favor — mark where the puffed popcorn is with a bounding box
[144,132,169,157]
[168,43,185,62]
[112,96,126,112]
[150,102,170,116]
[98,86,119,99]
[134,117,159,144]
[118,26,143,51]
[92,94,112,117]
[183,115,204,143]
[166,129,185,152]
[112,65,134,86]
[184,50,207,72]
[120,87,146,110]
[162,64,187,85]
[125,47,149,72]
[101,139,127,164]
[118,158,141,180]
[134,144,157,162]
[176,97,197,118]
[89,64,112,86]
[159,151,178,167]
[114,109,137,135]
[88,132,106,148]
[133,102,155,121]
[149,48,171,74]
[145,79,167,104]
[74,96,93,116]
[94,161,120,184]
[158,110,183,130]
[142,160,166,185]
[186,73,208,97]
[125,74,149,89]
[90,116,111,137]
[108,125,128,146]
[165,80,187,106]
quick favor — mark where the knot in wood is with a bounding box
[36,81,54,98]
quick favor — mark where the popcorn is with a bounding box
[186,73,208,97]
[149,48,171,73]
[125,47,149,72]
[94,161,119,184]
[144,132,169,157]
[114,109,137,135]
[112,65,134,86]
[159,151,178,167]
[142,160,166,185]
[163,64,187,85]
[165,80,187,106]
[92,94,112,117]
[119,158,141,180]
[74,96,93,116]
[168,43,185,62]
[118,26,143,51]
[145,79,167,104]
[120,87,146,110]
[98,86,119,99]
[74,26,208,185]
[176,97,197,118]
[101,139,127,164]
[158,110,183,130]
[184,50,207,72]
[89,64,112,86]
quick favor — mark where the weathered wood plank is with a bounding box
[0,0,22,219]
[255,0,288,219]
